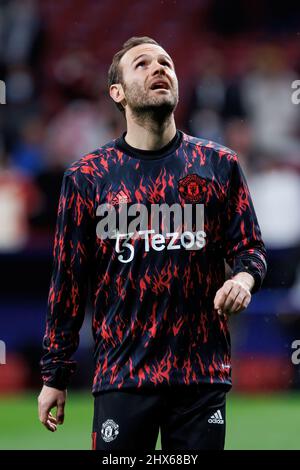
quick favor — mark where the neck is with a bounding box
[125,111,177,150]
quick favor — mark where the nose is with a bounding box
[151,60,166,76]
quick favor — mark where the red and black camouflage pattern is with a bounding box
[40,131,267,394]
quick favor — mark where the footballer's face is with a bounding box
[112,43,179,116]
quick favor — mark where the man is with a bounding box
[38,36,267,450]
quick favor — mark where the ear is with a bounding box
[109,84,126,106]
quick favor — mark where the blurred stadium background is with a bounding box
[1,0,300,450]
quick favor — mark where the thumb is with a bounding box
[214,289,222,309]
[56,401,65,425]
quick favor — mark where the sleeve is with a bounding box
[40,170,94,390]
[224,156,267,294]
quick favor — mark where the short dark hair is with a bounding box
[108,36,160,113]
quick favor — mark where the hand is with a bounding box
[38,385,67,432]
[213,272,254,316]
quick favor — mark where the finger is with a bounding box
[228,291,248,314]
[214,282,234,310]
[214,289,222,309]
[214,298,225,316]
[39,401,57,430]
[214,287,228,309]
[48,412,57,424]
[45,419,57,432]
[236,295,251,313]
[39,402,51,426]
[56,401,65,425]
[41,413,57,432]
[223,287,240,312]
[47,417,57,431]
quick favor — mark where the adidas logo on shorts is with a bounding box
[208,409,224,424]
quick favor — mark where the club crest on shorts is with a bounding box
[101,419,119,442]
[178,174,207,203]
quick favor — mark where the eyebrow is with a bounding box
[132,53,173,66]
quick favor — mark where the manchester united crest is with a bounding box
[178,174,207,203]
[101,419,119,442]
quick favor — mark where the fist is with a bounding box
[214,278,251,316]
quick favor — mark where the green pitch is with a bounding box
[0,392,299,450]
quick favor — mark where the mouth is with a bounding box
[150,80,170,91]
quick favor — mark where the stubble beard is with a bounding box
[123,81,178,127]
